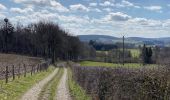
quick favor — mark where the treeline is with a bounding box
[0,19,95,63]
[141,44,153,64]
[139,44,170,65]
[89,40,135,51]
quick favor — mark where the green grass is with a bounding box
[68,68,91,100]
[80,61,157,68]
[96,50,107,53]
[0,66,55,100]
[50,68,63,100]
[128,49,140,58]
[97,49,141,58]
[38,68,64,100]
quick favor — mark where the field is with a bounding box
[0,53,46,79]
[80,61,157,68]
[97,49,140,58]
[128,49,140,58]
[0,53,43,65]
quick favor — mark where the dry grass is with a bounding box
[0,53,44,79]
[0,53,43,65]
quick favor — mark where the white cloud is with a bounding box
[115,0,140,8]
[13,0,27,3]
[129,18,162,27]
[95,8,102,12]
[13,0,49,6]
[50,0,69,12]
[103,8,112,12]
[89,3,97,7]
[0,4,7,10]
[122,0,133,7]
[10,11,59,24]
[58,15,90,24]
[0,13,6,19]
[163,19,170,27]
[144,6,162,12]
[8,0,170,37]
[91,8,102,12]
[10,7,33,14]
[70,4,89,12]
[104,12,132,21]
[13,0,68,12]
[99,1,114,7]
[129,18,148,25]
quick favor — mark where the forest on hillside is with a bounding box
[0,18,95,63]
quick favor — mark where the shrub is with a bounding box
[70,65,170,100]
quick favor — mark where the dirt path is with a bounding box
[20,68,59,100]
[56,68,71,100]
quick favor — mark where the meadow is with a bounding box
[128,49,140,58]
[80,61,157,68]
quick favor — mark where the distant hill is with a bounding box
[78,35,170,46]
[78,35,118,42]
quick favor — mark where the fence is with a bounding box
[0,60,51,83]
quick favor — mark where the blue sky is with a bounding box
[0,0,170,38]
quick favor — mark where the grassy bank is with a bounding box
[68,68,91,100]
[38,68,64,100]
[0,66,55,100]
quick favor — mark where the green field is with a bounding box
[96,49,140,58]
[128,49,140,58]
[80,61,157,68]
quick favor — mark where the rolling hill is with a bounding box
[78,35,170,46]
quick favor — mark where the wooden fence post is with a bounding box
[24,64,26,77]
[31,65,33,76]
[40,64,41,72]
[33,65,36,74]
[5,66,8,83]
[37,64,39,72]
[45,62,48,71]
[12,65,15,80]
[18,64,20,78]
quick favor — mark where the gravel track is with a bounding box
[56,68,71,100]
[20,68,59,100]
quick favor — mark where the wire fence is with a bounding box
[0,60,51,83]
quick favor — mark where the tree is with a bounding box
[0,19,94,63]
[0,18,14,53]
[141,44,153,64]
[142,44,147,65]
[148,47,153,63]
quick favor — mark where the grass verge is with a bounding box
[68,68,91,100]
[0,66,55,100]
[38,68,64,100]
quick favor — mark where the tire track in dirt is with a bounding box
[56,68,71,100]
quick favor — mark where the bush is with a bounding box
[70,65,170,100]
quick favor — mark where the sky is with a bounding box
[0,0,170,38]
